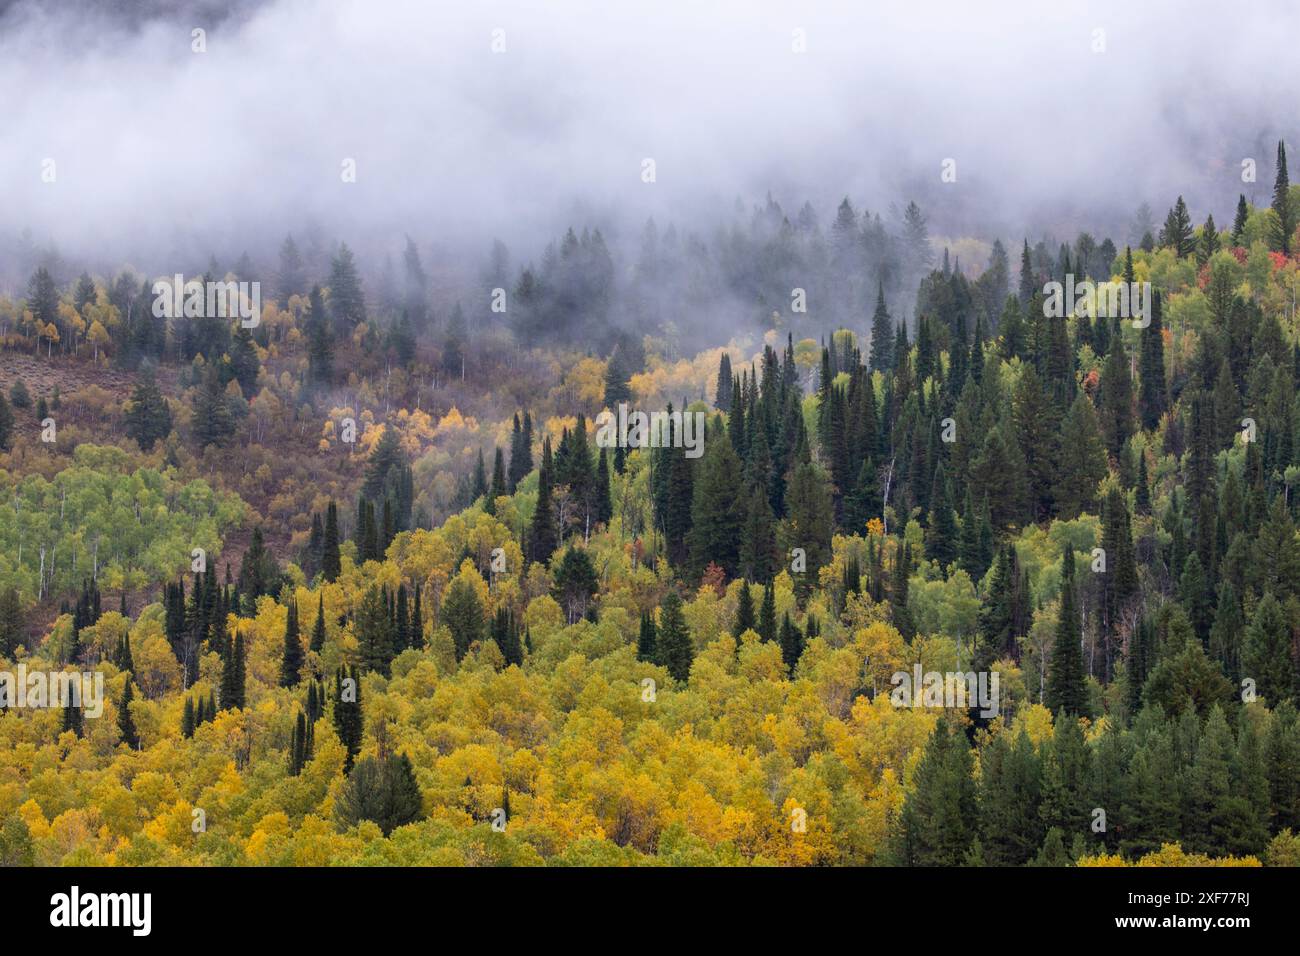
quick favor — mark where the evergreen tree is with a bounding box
[869,281,893,371]
[356,585,395,675]
[552,544,599,624]
[123,369,173,451]
[1053,393,1107,520]
[335,751,424,836]
[328,243,367,331]
[220,633,246,711]
[637,609,657,662]
[926,466,958,574]
[1271,140,1294,255]
[714,353,734,411]
[1018,239,1037,307]
[1232,194,1249,245]
[305,285,334,386]
[1243,593,1295,706]
[1163,196,1195,257]
[733,581,756,638]
[487,448,507,514]
[279,599,304,687]
[333,665,364,773]
[441,575,486,661]
[528,438,560,562]
[310,595,327,655]
[687,425,743,579]
[1098,331,1134,458]
[593,448,613,527]
[320,500,342,582]
[289,710,308,776]
[758,580,777,643]
[1045,546,1088,717]
[1139,289,1168,430]
[778,612,804,674]
[191,367,234,448]
[897,719,977,865]
[654,590,694,682]
[117,678,139,750]
[977,729,1044,865]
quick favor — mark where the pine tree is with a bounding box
[1139,289,1168,430]
[356,585,395,674]
[897,718,977,865]
[733,580,757,640]
[487,447,507,513]
[333,665,364,773]
[279,599,303,687]
[220,633,247,711]
[305,285,335,386]
[335,751,424,836]
[714,353,733,411]
[552,544,599,624]
[1018,239,1037,306]
[1163,196,1195,257]
[1197,213,1220,265]
[528,438,560,562]
[1232,194,1249,245]
[782,458,835,596]
[593,448,613,527]
[869,281,893,371]
[1098,331,1134,458]
[289,710,308,775]
[124,369,173,451]
[778,612,804,674]
[328,243,367,330]
[977,729,1044,865]
[117,678,140,750]
[757,579,777,644]
[311,592,327,652]
[320,500,341,582]
[191,367,234,449]
[1271,140,1294,255]
[637,609,657,662]
[687,424,743,579]
[1053,393,1107,520]
[441,575,485,662]
[1045,546,1088,717]
[181,695,196,738]
[926,466,958,574]
[654,590,694,682]
[1243,593,1295,707]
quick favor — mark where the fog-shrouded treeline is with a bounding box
[7,0,1300,872]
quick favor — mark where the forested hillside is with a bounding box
[3,152,1300,867]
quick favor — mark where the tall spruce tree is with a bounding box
[654,590,694,682]
[1271,140,1294,255]
[1045,545,1088,717]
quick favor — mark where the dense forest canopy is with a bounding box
[2,161,1300,867]
[2,0,1300,873]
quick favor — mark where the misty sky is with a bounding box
[3,0,1297,273]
